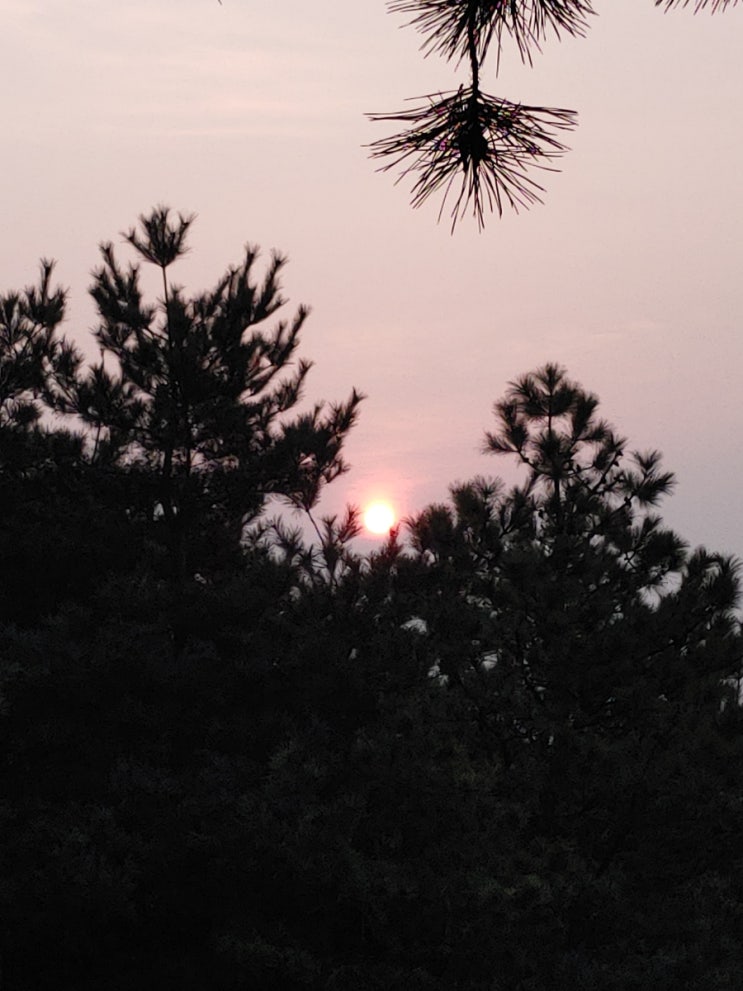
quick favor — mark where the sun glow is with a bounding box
[363,501,396,535]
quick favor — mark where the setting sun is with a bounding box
[363,501,396,535]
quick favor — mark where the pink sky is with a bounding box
[2,0,742,559]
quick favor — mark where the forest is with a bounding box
[1,208,742,990]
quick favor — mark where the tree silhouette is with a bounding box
[0,207,363,630]
[3,255,743,990]
[0,260,80,456]
[369,0,739,228]
[72,207,362,585]
[0,209,366,989]
[391,364,743,985]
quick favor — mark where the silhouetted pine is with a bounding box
[238,366,743,988]
[395,363,743,985]
[3,255,743,991]
[0,209,364,989]
[369,0,738,228]
[73,206,363,587]
[0,262,130,623]
[0,259,80,461]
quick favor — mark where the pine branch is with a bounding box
[374,0,734,228]
[389,0,594,66]
[656,0,739,10]
[367,87,576,229]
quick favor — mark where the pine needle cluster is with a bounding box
[368,0,737,229]
[369,86,575,227]
[368,0,586,229]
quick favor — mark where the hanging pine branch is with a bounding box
[369,0,737,230]
[368,87,575,229]
[368,0,585,229]
[388,0,594,65]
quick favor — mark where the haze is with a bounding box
[2,0,741,559]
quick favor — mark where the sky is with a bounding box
[2,0,742,560]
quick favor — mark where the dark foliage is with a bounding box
[1,234,742,991]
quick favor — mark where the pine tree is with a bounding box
[3,246,742,987]
[0,207,362,625]
[0,262,99,622]
[73,206,363,586]
[399,363,743,985]
[0,259,80,459]
[199,364,743,988]
[0,209,365,989]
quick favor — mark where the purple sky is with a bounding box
[3,0,742,559]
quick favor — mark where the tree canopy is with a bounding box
[1,217,742,988]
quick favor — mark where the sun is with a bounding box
[363,500,396,535]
